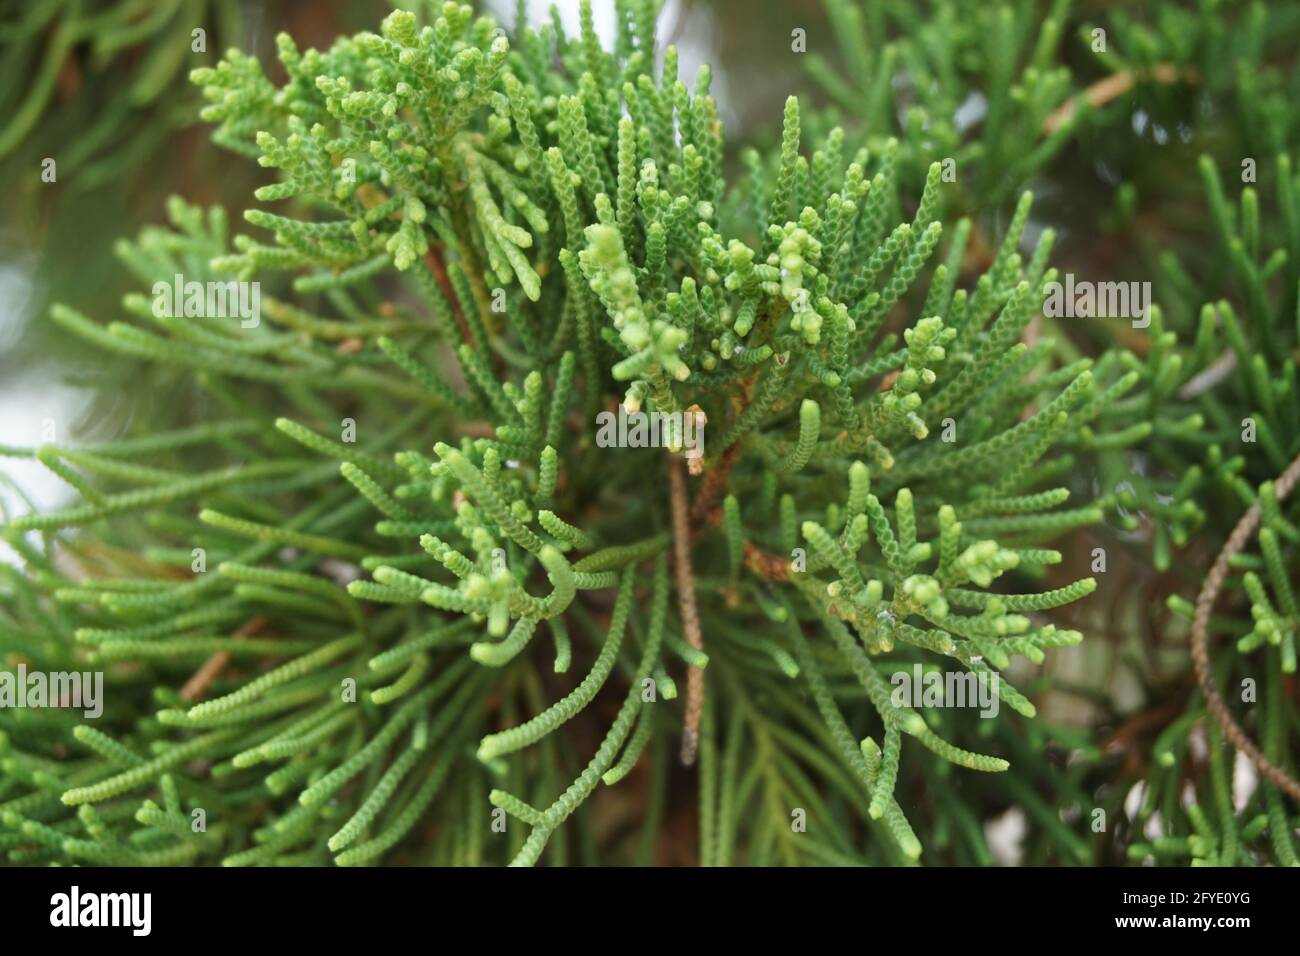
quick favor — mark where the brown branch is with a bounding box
[180,617,268,703]
[1192,451,1300,802]
[1043,63,1198,135]
[742,541,791,582]
[688,441,741,529]
[668,454,705,766]
[665,359,792,766]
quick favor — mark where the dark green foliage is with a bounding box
[808,0,1300,867]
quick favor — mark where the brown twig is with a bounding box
[1191,451,1300,802]
[424,247,473,345]
[1042,63,1198,135]
[668,454,705,765]
[741,540,791,582]
[1099,698,1188,778]
[180,617,268,703]
[695,503,791,583]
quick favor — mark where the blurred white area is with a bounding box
[483,0,736,127]
[0,371,92,566]
[985,806,1027,866]
[0,253,37,353]
[0,252,89,565]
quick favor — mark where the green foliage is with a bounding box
[804,0,1300,868]
[10,0,1300,869]
[0,0,245,190]
[0,0,1124,866]
[1110,155,1300,866]
[809,0,1300,209]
